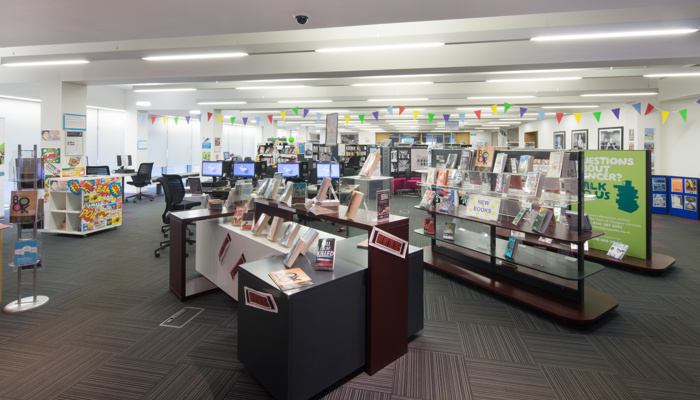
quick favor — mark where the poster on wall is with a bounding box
[202,138,211,149]
[411,148,428,171]
[553,131,565,149]
[66,131,84,155]
[41,130,61,142]
[598,127,623,150]
[572,129,588,150]
[41,148,60,164]
[644,128,655,172]
[583,150,647,259]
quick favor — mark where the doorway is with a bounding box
[524,131,538,148]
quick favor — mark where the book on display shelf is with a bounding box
[314,238,336,271]
[442,221,455,241]
[446,169,457,187]
[252,213,271,236]
[494,174,509,194]
[345,190,364,220]
[264,178,281,199]
[423,217,435,235]
[419,190,435,209]
[445,153,459,169]
[523,173,544,197]
[453,170,464,187]
[531,208,554,233]
[474,146,495,169]
[509,174,523,190]
[283,239,308,268]
[14,239,38,266]
[256,179,270,196]
[607,242,629,260]
[509,158,519,173]
[504,236,518,259]
[241,212,255,230]
[279,222,301,247]
[291,182,307,205]
[538,236,553,244]
[267,216,284,241]
[437,189,454,214]
[300,228,319,253]
[564,210,593,231]
[436,169,448,186]
[511,207,528,226]
[517,155,532,174]
[316,177,332,202]
[231,206,247,226]
[459,149,473,170]
[277,182,293,204]
[359,151,380,178]
[492,153,508,173]
[425,168,437,185]
[532,158,550,174]
[376,189,390,221]
[547,152,569,178]
[269,267,313,290]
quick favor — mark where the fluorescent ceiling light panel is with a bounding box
[541,105,598,109]
[135,101,151,107]
[358,74,442,79]
[644,72,700,77]
[244,78,318,82]
[501,118,536,121]
[0,94,41,102]
[143,52,248,61]
[134,88,196,93]
[87,106,125,112]
[467,95,535,99]
[531,28,698,41]
[488,69,581,75]
[486,77,582,83]
[580,92,657,97]
[189,110,201,114]
[236,85,307,90]
[278,100,332,103]
[3,59,89,67]
[197,101,247,105]
[367,98,428,102]
[316,42,444,53]
[352,82,433,87]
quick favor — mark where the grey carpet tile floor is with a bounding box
[0,190,699,399]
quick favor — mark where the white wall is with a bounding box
[657,99,700,177]
[222,124,259,159]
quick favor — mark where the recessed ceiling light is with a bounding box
[531,28,698,41]
[134,88,196,93]
[580,92,657,97]
[0,94,41,102]
[357,74,442,79]
[486,77,582,83]
[136,101,151,107]
[644,72,700,77]
[142,52,248,61]
[278,100,332,104]
[352,82,433,87]
[236,85,307,90]
[488,69,581,75]
[87,106,125,112]
[367,98,428,102]
[541,105,598,109]
[501,118,536,121]
[316,43,444,53]
[244,78,318,82]
[189,110,201,115]
[3,59,89,67]
[467,95,535,99]
[197,101,247,105]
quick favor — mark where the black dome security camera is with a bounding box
[294,13,310,25]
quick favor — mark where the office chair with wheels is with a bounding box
[86,165,111,175]
[243,157,253,162]
[155,174,201,258]
[125,162,155,202]
[343,168,356,177]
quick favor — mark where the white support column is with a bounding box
[40,81,87,171]
[200,109,223,160]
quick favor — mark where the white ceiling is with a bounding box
[1,1,700,133]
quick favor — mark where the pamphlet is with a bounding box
[443,221,455,241]
[607,242,629,260]
[14,240,38,266]
[269,267,314,291]
[376,189,390,221]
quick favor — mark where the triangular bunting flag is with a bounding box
[458,113,465,124]
[243,117,248,126]
[280,111,286,121]
[593,111,601,122]
[186,116,191,124]
[428,113,435,123]
[399,106,406,115]
[520,107,527,118]
[387,106,393,116]
[503,103,511,113]
[632,102,642,114]
[679,109,688,121]
[140,113,146,123]
[254,117,261,125]
[490,105,498,115]
[662,111,670,123]
[267,115,273,123]
[359,115,365,123]
[293,107,299,116]
[174,117,179,125]
[574,113,582,124]
[303,108,309,118]
[413,110,420,120]
[697,99,700,105]
[162,117,168,125]
[344,116,350,125]
[372,111,379,121]
[197,114,202,122]
[612,108,620,120]
[443,114,450,122]
[316,113,323,122]
[645,104,655,115]
[538,111,545,121]
[150,115,156,124]
[207,112,213,121]
[475,110,482,120]
[218,115,224,124]
[230,117,236,125]
[556,113,564,123]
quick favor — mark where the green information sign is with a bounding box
[583,150,648,259]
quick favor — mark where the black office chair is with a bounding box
[343,168,356,177]
[125,162,155,202]
[86,165,110,175]
[155,174,201,258]
[243,157,253,162]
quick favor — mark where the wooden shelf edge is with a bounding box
[422,246,618,324]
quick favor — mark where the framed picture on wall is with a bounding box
[598,126,623,150]
[553,131,565,149]
[572,129,588,150]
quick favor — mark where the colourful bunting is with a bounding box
[503,103,512,113]
[413,110,420,120]
[372,111,379,121]
[162,117,167,125]
[632,102,642,114]
[556,113,563,123]
[387,106,393,116]
[280,111,286,121]
[538,111,545,121]
[316,113,322,122]
[458,113,465,124]
[697,99,700,105]
[174,117,179,125]
[243,117,248,126]
[139,113,146,123]
[662,110,670,123]
[150,115,156,124]
[612,108,620,120]
[267,114,273,123]
[428,113,435,123]
[399,106,406,115]
[475,110,482,120]
[443,114,450,122]
[490,105,498,115]
[218,115,224,124]
[520,107,527,118]
[644,104,655,115]
[186,116,191,124]
[344,116,350,125]
[593,111,601,122]
[293,107,299,116]
[359,114,365,123]
[574,113,582,124]
[679,109,688,121]
[230,117,236,125]
[303,108,309,118]
[207,112,213,122]
[254,117,260,125]
[197,114,202,122]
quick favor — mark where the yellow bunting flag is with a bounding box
[574,113,582,124]
[413,110,420,120]
[344,116,350,125]
[662,110,670,124]
[280,111,286,121]
[490,105,498,115]
[217,115,223,123]
[162,117,167,125]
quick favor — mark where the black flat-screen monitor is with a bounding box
[278,162,300,178]
[202,161,224,177]
[317,163,340,179]
[233,162,255,178]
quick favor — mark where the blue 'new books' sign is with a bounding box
[14,240,37,266]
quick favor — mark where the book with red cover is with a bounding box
[436,169,448,186]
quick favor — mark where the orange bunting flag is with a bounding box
[679,109,687,121]
[207,112,213,121]
[280,111,286,121]
[267,114,273,123]
[218,115,224,124]
[574,113,582,124]
[490,105,498,115]
[413,110,420,120]
[162,117,167,125]
[399,106,406,115]
[150,115,156,124]
[556,113,564,123]
[344,116,350,125]
[662,110,670,124]
[644,104,655,115]
[474,110,482,120]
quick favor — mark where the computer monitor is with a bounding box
[278,162,300,178]
[117,155,133,168]
[223,151,230,159]
[233,162,255,178]
[117,155,122,167]
[201,161,224,178]
[317,163,340,180]
[222,160,233,176]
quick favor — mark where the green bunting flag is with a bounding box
[174,117,179,125]
[428,113,435,123]
[293,107,299,116]
[359,114,365,123]
[679,109,688,121]
[503,103,512,113]
[593,111,601,122]
[230,117,236,125]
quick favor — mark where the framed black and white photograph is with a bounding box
[598,126,623,150]
[553,131,565,149]
[572,129,588,150]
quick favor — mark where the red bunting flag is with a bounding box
[267,115,273,123]
[150,115,156,124]
[556,113,564,123]
[399,106,406,115]
[644,104,655,115]
[474,110,481,120]
[207,112,213,121]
